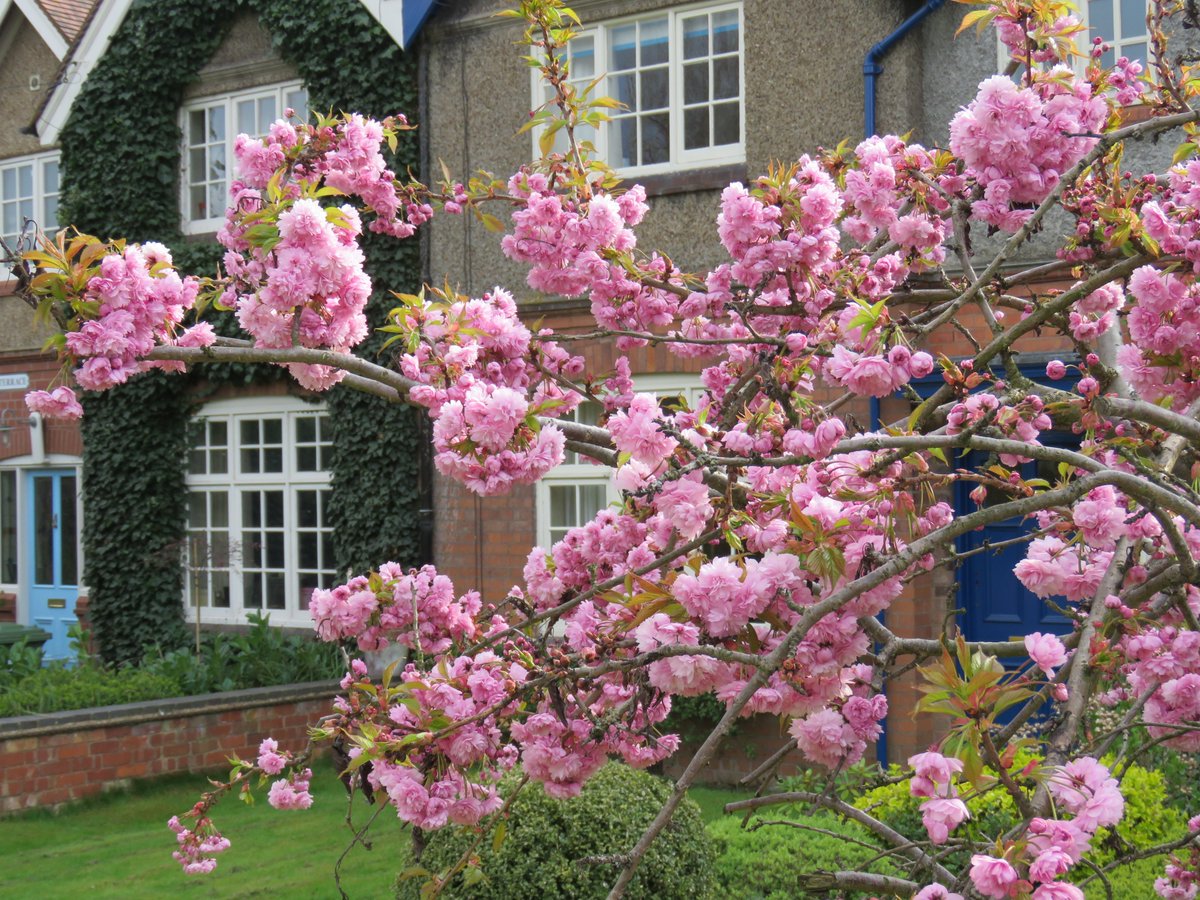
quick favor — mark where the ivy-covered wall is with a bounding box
[60,0,426,663]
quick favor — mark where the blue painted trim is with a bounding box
[402,0,438,48]
[863,0,948,139]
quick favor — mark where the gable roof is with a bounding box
[0,0,95,59]
[34,0,434,146]
[36,0,94,42]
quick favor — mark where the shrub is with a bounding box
[0,638,45,691]
[0,665,184,717]
[855,762,1184,899]
[396,763,718,900]
[139,612,343,693]
[708,806,900,900]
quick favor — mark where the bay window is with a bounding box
[185,398,334,626]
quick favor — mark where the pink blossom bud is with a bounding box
[1046,360,1067,380]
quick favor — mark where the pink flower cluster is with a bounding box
[1118,265,1200,410]
[824,344,934,398]
[26,243,204,418]
[309,563,481,654]
[908,751,970,845]
[967,758,1123,900]
[221,196,370,391]
[267,768,314,810]
[398,286,583,495]
[168,814,231,875]
[950,73,1107,231]
[1121,624,1200,751]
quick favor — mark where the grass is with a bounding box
[0,762,408,899]
[0,766,748,899]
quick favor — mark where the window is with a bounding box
[0,152,60,247]
[184,398,334,626]
[533,3,743,176]
[535,377,705,548]
[1,470,16,586]
[181,82,309,232]
[1087,0,1148,68]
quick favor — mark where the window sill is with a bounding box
[626,162,747,198]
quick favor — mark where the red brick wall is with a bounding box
[0,684,337,815]
[0,351,83,462]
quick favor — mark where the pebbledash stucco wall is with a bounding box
[421,0,926,299]
[0,11,60,161]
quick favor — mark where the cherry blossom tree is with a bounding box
[12,0,1200,896]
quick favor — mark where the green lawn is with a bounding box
[0,763,408,899]
[0,767,747,899]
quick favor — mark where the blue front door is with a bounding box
[956,442,1075,659]
[26,470,79,661]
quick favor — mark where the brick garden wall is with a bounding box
[0,681,338,815]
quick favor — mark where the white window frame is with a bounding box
[0,151,60,247]
[535,375,705,549]
[184,396,334,628]
[530,1,744,177]
[994,0,1149,76]
[180,81,308,234]
[1084,0,1149,68]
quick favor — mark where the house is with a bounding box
[0,0,437,664]
[414,0,1173,767]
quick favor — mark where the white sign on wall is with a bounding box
[0,374,29,392]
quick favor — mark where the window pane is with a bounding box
[713,102,739,146]
[61,476,77,586]
[43,195,58,231]
[713,56,738,100]
[237,99,256,136]
[1090,0,1114,43]
[1123,40,1146,63]
[683,14,709,59]
[244,572,263,609]
[297,446,317,471]
[642,113,669,164]
[296,417,316,443]
[212,570,230,607]
[34,476,52,584]
[613,116,637,168]
[243,491,261,527]
[188,492,207,528]
[43,160,58,193]
[3,167,15,196]
[286,89,308,119]
[298,490,318,527]
[189,109,206,145]
[685,107,710,150]
[579,484,607,521]
[266,572,286,610]
[265,490,284,527]
[264,418,282,444]
[257,96,276,134]
[611,23,636,69]
[264,447,283,471]
[571,35,595,80]
[640,17,668,66]
[615,72,637,109]
[266,531,284,568]
[190,186,206,222]
[209,105,225,141]
[211,491,228,528]
[713,10,738,53]
[1,471,16,584]
[299,531,318,568]
[684,62,708,105]
[550,485,576,528]
[641,68,668,110]
[1121,0,1145,36]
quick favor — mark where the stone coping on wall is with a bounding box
[0,679,342,740]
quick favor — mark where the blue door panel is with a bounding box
[25,470,79,662]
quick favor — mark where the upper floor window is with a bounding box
[1,470,16,587]
[1087,0,1147,68]
[181,82,308,233]
[0,152,59,248]
[533,2,743,176]
[185,397,334,627]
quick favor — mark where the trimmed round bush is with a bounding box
[397,763,717,899]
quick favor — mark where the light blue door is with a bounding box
[26,469,79,661]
